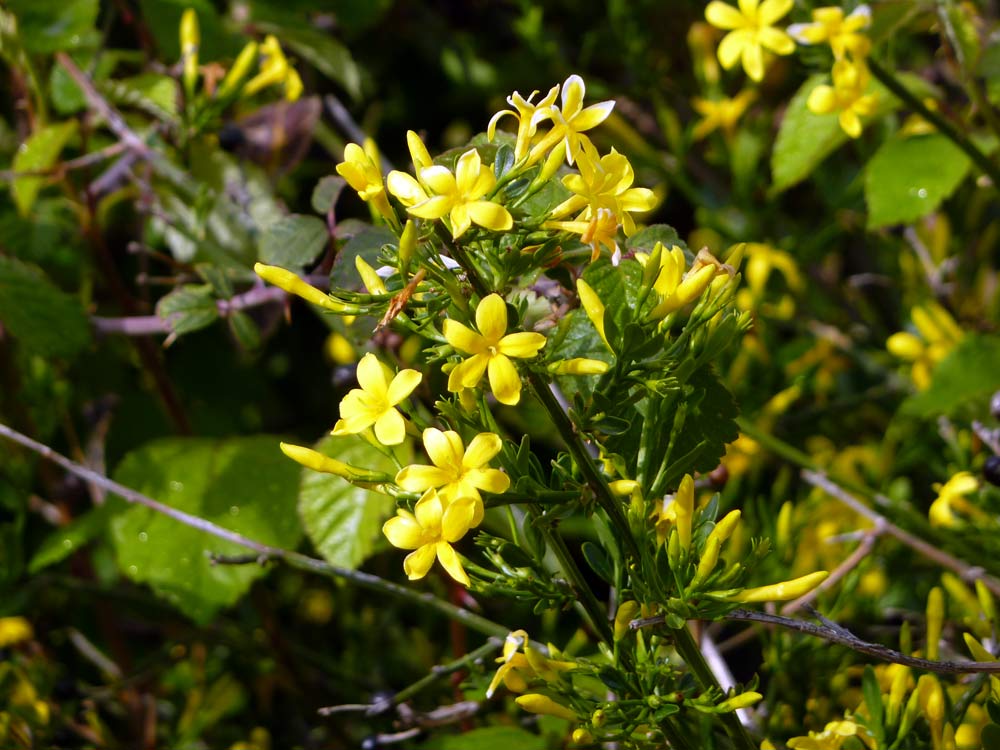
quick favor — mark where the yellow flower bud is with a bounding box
[916,674,944,721]
[355,256,387,295]
[531,145,566,189]
[726,571,829,603]
[691,535,722,589]
[716,691,763,712]
[609,479,640,497]
[572,728,594,745]
[576,279,611,353]
[0,616,33,647]
[254,263,348,312]
[963,633,995,663]
[614,601,640,640]
[887,665,910,727]
[709,509,742,546]
[548,358,610,375]
[976,579,997,626]
[180,9,199,97]
[673,474,695,554]
[398,219,417,274]
[217,42,259,100]
[515,694,578,721]
[279,443,389,485]
[925,587,944,661]
[324,332,355,365]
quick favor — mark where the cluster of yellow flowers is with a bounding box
[886,301,964,390]
[700,2,876,139]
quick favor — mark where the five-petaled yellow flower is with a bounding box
[443,293,547,405]
[548,140,657,237]
[807,59,878,138]
[487,84,560,162]
[788,5,871,59]
[396,428,511,525]
[403,148,513,239]
[545,207,621,264]
[691,89,757,141]
[332,352,422,445]
[705,0,795,82]
[528,74,615,166]
[383,488,477,585]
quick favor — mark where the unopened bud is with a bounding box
[614,601,640,640]
[725,571,829,603]
[548,358,610,375]
[216,42,258,100]
[180,9,199,97]
[254,263,349,312]
[398,220,417,274]
[716,691,763,712]
[516,694,577,721]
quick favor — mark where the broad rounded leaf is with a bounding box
[258,214,329,268]
[0,256,90,358]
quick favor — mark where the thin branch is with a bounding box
[0,421,512,641]
[801,469,1000,598]
[322,94,394,175]
[632,608,1000,674]
[92,275,332,336]
[781,532,877,615]
[0,142,129,180]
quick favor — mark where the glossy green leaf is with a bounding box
[423,726,546,750]
[625,223,689,256]
[110,436,302,623]
[8,0,98,54]
[311,175,347,215]
[865,134,972,228]
[28,499,125,573]
[902,335,1000,418]
[0,256,90,358]
[297,435,403,569]
[11,121,78,216]
[258,214,329,268]
[156,284,219,336]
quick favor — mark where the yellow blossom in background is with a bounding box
[807,59,879,138]
[443,293,546,405]
[528,74,615,166]
[405,148,513,239]
[692,89,757,140]
[396,428,510,525]
[736,242,803,317]
[336,140,396,226]
[0,617,33,647]
[487,84,560,162]
[788,5,872,59]
[243,35,301,100]
[179,9,199,97]
[644,244,726,319]
[787,718,876,749]
[382,488,477,585]
[545,207,621,264]
[705,0,795,82]
[547,141,657,236]
[929,472,984,528]
[886,301,963,390]
[331,353,422,445]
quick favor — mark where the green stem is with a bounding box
[387,637,503,707]
[671,625,758,750]
[867,58,1000,190]
[659,715,699,750]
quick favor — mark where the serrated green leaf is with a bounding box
[0,256,91,358]
[11,121,78,216]
[110,436,302,623]
[311,175,347,215]
[902,335,1000,418]
[422,726,546,750]
[865,134,972,228]
[258,214,329,268]
[156,284,219,336]
[298,435,404,569]
[8,0,98,54]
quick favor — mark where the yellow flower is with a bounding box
[385,131,435,208]
[383,489,477,585]
[787,719,876,750]
[807,59,879,138]
[527,74,615,166]
[787,5,872,59]
[545,207,621,264]
[705,0,795,82]
[395,428,511,525]
[443,293,547,405]
[547,140,657,236]
[0,617,33,647]
[331,353,422,445]
[487,84,560,162]
[244,35,301,100]
[645,244,726,319]
[486,630,576,698]
[336,140,396,225]
[886,302,963,390]
[691,89,757,140]
[405,148,513,239]
[928,472,984,528]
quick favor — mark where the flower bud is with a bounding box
[925,586,944,661]
[572,728,594,745]
[254,263,349,312]
[725,571,829,603]
[280,443,390,485]
[614,601,640,640]
[216,42,258,100]
[516,694,578,721]
[398,219,417,274]
[709,509,741,546]
[673,474,694,554]
[180,9,199,97]
[355,256,387,295]
[690,535,722,590]
[716,691,763,712]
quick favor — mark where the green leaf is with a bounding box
[297,435,402,569]
[311,175,347,215]
[11,121,78,216]
[156,284,220,336]
[983,723,1000,750]
[258,214,329,268]
[28,499,125,574]
[110,436,303,623]
[0,256,91,358]
[8,0,98,54]
[902,335,1000,418]
[625,223,690,256]
[332,224,397,290]
[423,726,546,750]
[255,22,362,100]
[227,311,261,351]
[865,134,972,229]
[582,541,613,584]
[101,73,180,121]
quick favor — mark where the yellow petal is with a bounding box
[759,26,795,55]
[757,0,792,26]
[706,1,746,29]
[383,511,424,549]
[839,109,862,138]
[742,41,765,82]
[396,464,451,492]
[449,203,472,239]
[807,85,836,115]
[421,165,456,195]
[333,390,377,434]
[476,294,509,342]
[498,331,547,358]
[451,352,490,391]
[425,428,465,471]
[467,201,514,232]
[443,319,485,354]
[463,433,502,469]
[441,496,477,541]
[414,487,444,529]
[561,74,586,116]
[356,352,390,395]
[373,408,406,446]
[406,130,433,171]
[409,194,454,220]
[465,468,510,496]
[570,100,615,132]
[403,544,437,579]
[435,542,470,585]
[488,354,523,405]
[386,368,422,405]
[455,149,484,194]
[386,171,427,206]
